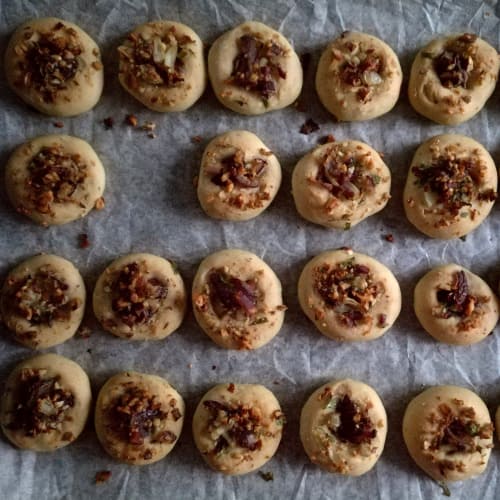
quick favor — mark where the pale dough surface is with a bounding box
[403,385,493,482]
[5,17,103,116]
[0,254,85,349]
[94,371,185,465]
[414,264,499,345]
[316,31,402,121]
[192,248,285,350]
[300,379,387,476]
[93,253,186,340]
[197,130,281,221]
[0,353,91,452]
[192,383,283,475]
[5,134,106,226]
[408,34,499,125]
[292,140,391,228]
[208,21,302,115]
[118,20,206,112]
[298,248,401,341]
[403,134,497,239]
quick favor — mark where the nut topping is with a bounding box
[18,24,83,103]
[27,145,88,215]
[327,394,377,445]
[313,259,382,327]
[412,153,496,216]
[208,268,258,318]
[111,262,168,327]
[5,269,79,325]
[8,369,74,437]
[110,385,173,445]
[203,399,264,453]
[436,271,477,319]
[313,146,380,201]
[433,34,478,89]
[228,34,286,101]
[210,149,267,190]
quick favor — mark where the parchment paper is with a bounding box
[1,1,500,498]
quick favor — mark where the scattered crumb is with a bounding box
[273,380,280,385]
[211,365,217,370]
[95,197,105,210]
[318,134,335,145]
[384,234,394,243]
[87,348,93,354]
[95,470,112,484]
[300,118,320,135]
[77,325,91,339]
[141,121,156,139]
[191,135,203,144]
[125,114,138,127]
[52,121,64,128]
[188,363,192,369]
[258,471,274,482]
[103,117,114,130]
[78,233,90,248]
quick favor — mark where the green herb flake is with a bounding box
[326,396,338,410]
[258,471,274,482]
[459,235,467,242]
[460,212,468,218]
[372,174,381,185]
[252,316,268,325]
[437,481,451,497]
[466,422,479,436]
[344,222,351,230]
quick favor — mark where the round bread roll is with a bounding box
[0,254,85,349]
[5,17,103,116]
[403,134,497,239]
[192,249,285,350]
[300,379,387,476]
[408,33,499,125]
[292,139,391,229]
[208,21,302,115]
[95,371,184,465]
[192,383,284,475]
[298,248,401,341]
[403,385,494,482]
[414,264,499,345]
[316,31,402,121]
[118,20,206,112]
[5,134,106,226]
[93,253,186,341]
[0,353,91,451]
[197,130,281,221]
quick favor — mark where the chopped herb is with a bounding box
[258,471,274,482]
[344,222,351,230]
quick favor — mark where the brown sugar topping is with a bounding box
[6,269,79,325]
[433,34,477,89]
[110,385,172,445]
[118,28,194,89]
[412,153,496,216]
[211,149,267,191]
[111,262,168,327]
[313,146,380,200]
[328,394,377,445]
[314,258,382,327]
[203,399,264,453]
[228,34,286,102]
[27,145,88,215]
[208,268,258,318]
[8,369,74,437]
[19,24,83,103]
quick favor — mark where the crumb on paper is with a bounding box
[300,118,320,135]
[52,121,64,128]
[191,135,203,144]
[103,117,114,130]
[125,114,138,127]
[77,325,91,339]
[95,470,112,484]
[95,197,105,210]
[78,233,90,248]
[258,471,274,482]
[318,134,335,145]
[384,234,394,243]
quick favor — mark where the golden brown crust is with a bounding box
[5,17,103,116]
